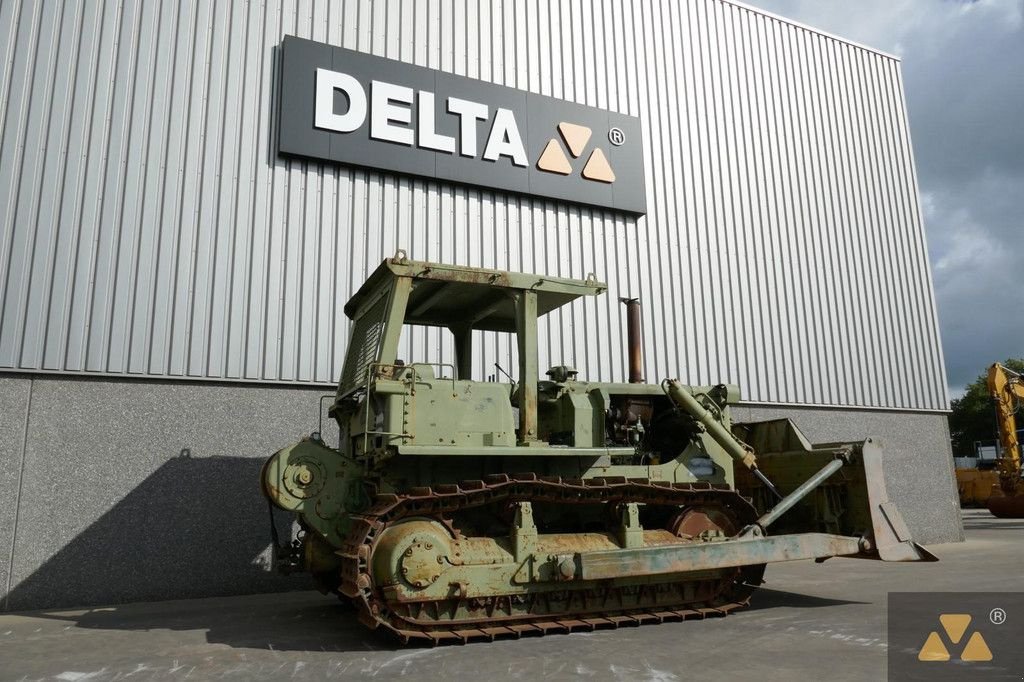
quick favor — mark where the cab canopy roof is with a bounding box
[345,253,607,333]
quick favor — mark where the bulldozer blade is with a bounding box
[859,440,937,561]
[734,419,937,563]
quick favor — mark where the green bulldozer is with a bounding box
[261,251,935,644]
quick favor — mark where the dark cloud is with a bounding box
[743,0,1024,396]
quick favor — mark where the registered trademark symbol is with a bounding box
[990,607,1006,625]
[608,127,625,146]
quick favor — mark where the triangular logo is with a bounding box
[581,148,615,183]
[557,122,591,158]
[535,123,616,184]
[939,614,971,644]
[918,613,995,663]
[961,632,993,662]
[536,139,572,175]
[918,632,950,661]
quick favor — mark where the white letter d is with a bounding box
[314,68,366,132]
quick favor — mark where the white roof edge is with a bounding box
[721,0,901,62]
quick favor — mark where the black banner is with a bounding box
[277,36,647,215]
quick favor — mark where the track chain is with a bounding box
[338,473,764,644]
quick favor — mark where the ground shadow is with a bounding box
[745,587,869,611]
[5,453,311,612]
[30,591,400,654]
[4,450,400,653]
[20,584,864,654]
[4,449,862,652]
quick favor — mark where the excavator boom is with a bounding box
[985,363,1024,517]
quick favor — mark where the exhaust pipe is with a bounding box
[620,298,645,384]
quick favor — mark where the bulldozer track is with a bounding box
[338,473,765,644]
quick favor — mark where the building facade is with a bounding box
[0,0,959,611]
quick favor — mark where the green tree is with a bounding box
[949,358,1024,457]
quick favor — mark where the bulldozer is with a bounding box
[261,252,935,644]
[985,363,1024,518]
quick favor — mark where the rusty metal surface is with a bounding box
[343,254,607,331]
[670,508,738,540]
[620,298,645,384]
[338,475,766,644]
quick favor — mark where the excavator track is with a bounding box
[338,473,766,644]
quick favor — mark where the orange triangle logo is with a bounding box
[939,614,971,644]
[536,139,572,175]
[961,632,993,662]
[918,613,994,663]
[557,122,591,158]
[918,632,950,661]
[581,148,615,183]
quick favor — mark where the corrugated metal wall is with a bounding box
[0,0,949,410]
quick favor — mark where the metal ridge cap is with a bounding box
[719,0,901,62]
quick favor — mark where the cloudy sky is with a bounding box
[744,0,1024,397]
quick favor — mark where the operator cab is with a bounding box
[334,250,606,446]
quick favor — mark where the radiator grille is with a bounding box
[338,294,388,395]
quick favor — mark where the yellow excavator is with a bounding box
[986,363,1024,518]
[956,460,999,508]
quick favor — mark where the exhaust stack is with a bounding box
[620,298,645,384]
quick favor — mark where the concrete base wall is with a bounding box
[0,375,335,612]
[0,375,961,612]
